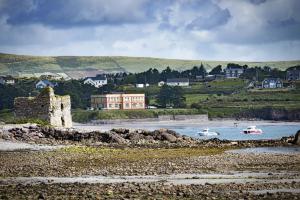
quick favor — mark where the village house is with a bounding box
[35,80,57,89]
[158,81,165,87]
[166,78,189,86]
[262,78,283,89]
[287,69,300,81]
[83,74,107,88]
[135,83,149,88]
[225,66,244,78]
[0,76,15,85]
[91,93,145,110]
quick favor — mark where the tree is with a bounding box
[156,85,186,108]
[209,65,223,75]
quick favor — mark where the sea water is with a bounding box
[174,124,300,140]
[93,121,300,141]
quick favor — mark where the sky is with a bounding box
[0,0,300,61]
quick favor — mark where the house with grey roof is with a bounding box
[262,78,283,89]
[225,66,244,78]
[36,80,57,89]
[83,74,107,88]
[287,69,300,81]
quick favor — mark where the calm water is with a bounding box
[94,121,300,141]
[172,124,300,140]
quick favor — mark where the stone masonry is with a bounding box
[14,87,72,127]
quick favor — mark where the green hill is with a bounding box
[0,53,299,77]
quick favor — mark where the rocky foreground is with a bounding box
[0,124,300,199]
[0,124,297,148]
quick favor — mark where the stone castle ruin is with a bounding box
[14,87,72,128]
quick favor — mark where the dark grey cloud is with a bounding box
[187,8,231,30]
[1,0,154,27]
[268,18,298,27]
[249,0,267,5]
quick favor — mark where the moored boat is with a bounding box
[242,126,263,134]
[198,128,219,136]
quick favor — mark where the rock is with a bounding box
[293,130,300,145]
[110,134,127,144]
[111,128,129,134]
[38,193,45,199]
[126,132,144,141]
[161,132,177,143]
[144,135,154,141]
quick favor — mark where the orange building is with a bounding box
[91,94,145,110]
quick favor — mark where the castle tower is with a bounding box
[14,87,72,128]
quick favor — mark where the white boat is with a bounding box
[198,128,219,136]
[242,126,263,134]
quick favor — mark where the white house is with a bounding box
[166,78,189,86]
[0,76,15,85]
[36,80,57,89]
[225,66,244,78]
[262,78,283,89]
[158,81,165,87]
[83,74,107,88]
[136,83,149,88]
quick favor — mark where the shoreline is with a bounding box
[74,119,300,132]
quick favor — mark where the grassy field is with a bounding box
[1,53,299,76]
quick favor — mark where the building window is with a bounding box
[109,104,113,108]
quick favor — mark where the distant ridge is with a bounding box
[0,52,299,77]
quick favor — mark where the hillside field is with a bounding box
[1,53,300,76]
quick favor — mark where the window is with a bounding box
[109,104,113,108]
[61,117,65,126]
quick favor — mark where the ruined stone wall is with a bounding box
[49,95,72,127]
[14,87,72,128]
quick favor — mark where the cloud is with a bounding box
[0,0,299,61]
[187,8,231,30]
[1,0,153,27]
[249,0,266,5]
